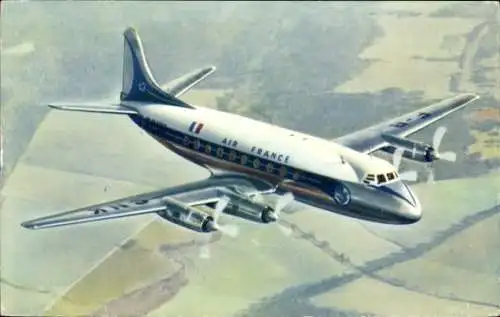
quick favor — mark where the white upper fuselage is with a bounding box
[132,103,397,184]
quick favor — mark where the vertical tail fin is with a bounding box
[120,27,192,108]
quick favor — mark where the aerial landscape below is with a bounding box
[1,1,499,317]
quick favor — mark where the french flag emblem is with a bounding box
[188,121,204,134]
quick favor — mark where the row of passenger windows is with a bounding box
[183,136,301,180]
[141,118,302,181]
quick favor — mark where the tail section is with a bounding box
[120,27,193,108]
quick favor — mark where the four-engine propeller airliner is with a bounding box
[21,27,480,233]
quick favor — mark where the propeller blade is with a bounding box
[277,223,293,236]
[392,148,405,171]
[199,244,211,259]
[217,224,240,238]
[275,192,295,216]
[209,196,241,237]
[427,168,435,183]
[198,196,235,259]
[214,196,230,217]
[433,126,447,151]
[250,194,265,204]
[439,151,457,162]
[399,170,418,182]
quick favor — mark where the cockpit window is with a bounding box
[363,174,376,185]
[377,174,386,184]
[364,172,398,186]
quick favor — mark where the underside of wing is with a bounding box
[48,103,138,114]
[161,66,216,98]
[334,93,480,155]
[20,189,169,229]
[21,174,276,231]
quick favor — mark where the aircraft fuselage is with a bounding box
[126,102,422,224]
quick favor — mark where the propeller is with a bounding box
[202,191,296,259]
[392,148,418,182]
[432,126,457,162]
[274,192,295,219]
[426,168,435,184]
[425,126,457,183]
[211,196,240,238]
[277,222,293,236]
[251,190,295,220]
[272,192,295,236]
[199,196,239,259]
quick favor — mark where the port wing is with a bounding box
[333,93,480,154]
[21,175,274,230]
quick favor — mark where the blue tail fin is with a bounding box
[120,27,193,108]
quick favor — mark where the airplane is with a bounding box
[21,27,480,234]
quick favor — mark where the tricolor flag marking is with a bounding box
[189,121,204,134]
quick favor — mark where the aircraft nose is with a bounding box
[403,196,422,223]
[379,181,422,223]
[401,183,422,222]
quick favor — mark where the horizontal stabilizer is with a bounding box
[162,66,216,97]
[48,103,137,114]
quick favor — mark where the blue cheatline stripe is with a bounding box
[188,121,196,132]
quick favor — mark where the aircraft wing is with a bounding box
[21,174,274,230]
[333,93,480,154]
[161,66,216,97]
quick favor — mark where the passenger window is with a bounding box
[216,147,224,158]
[229,151,237,161]
[253,158,260,169]
[377,174,386,184]
[387,173,395,181]
[366,174,375,181]
[194,139,201,150]
[279,166,287,177]
[240,155,248,165]
[266,162,274,173]
[205,144,212,154]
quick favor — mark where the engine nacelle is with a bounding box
[158,198,217,233]
[381,133,437,163]
[218,189,277,223]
